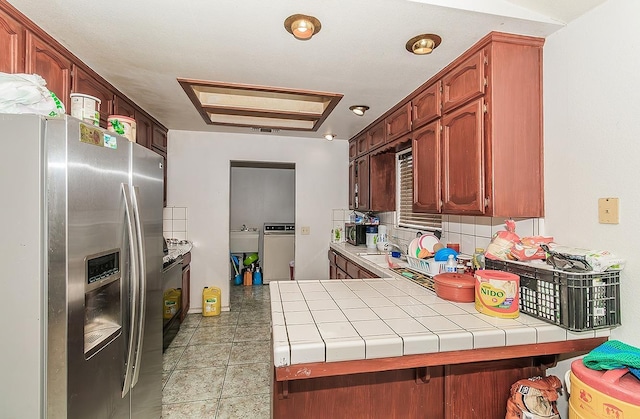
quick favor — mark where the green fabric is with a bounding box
[583,340,640,379]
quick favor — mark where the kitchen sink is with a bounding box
[358,254,389,266]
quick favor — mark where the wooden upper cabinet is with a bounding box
[134,110,152,148]
[356,133,368,156]
[367,121,386,151]
[114,95,136,118]
[385,102,412,142]
[441,98,485,215]
[0,8,24,73]
[412,82,441,130]
[356,155,370,211]
[442,51,485,113]
[369,152,395,212]
[25,31,71,111]
[72,65,114,128]
[348,140,357,161]
[152,125,168,152]
[412,120,441,213]
[348,161,356,209]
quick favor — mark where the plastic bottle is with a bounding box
[473,248,486,270]
[445,254,457,273]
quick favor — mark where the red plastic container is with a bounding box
[569,359,640,419]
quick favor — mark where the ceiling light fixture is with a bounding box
[284,14,322,40]
[405,34,442,55]
[349,105,369,116]
[324,134,335,141]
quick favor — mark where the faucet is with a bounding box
[387,242,407,256]
[241,224,248,231]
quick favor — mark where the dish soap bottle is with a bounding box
[445,254,457,273]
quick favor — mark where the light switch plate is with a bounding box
[301,226,311,235]
[598,198,619,224]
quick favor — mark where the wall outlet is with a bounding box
[301,226,311,235]
[598,197,619,224]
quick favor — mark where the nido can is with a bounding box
[474,269,520,318]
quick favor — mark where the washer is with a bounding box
[262,223,295,283]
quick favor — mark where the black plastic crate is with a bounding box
[485,259,621,331]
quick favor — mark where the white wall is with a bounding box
[229,166,295,230]
[166,130,348,310]
[543,0,640,412]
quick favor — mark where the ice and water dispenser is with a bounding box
[84,249,122,358]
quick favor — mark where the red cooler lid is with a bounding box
[571,359,640,405]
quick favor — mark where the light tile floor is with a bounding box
[162,285,272,418]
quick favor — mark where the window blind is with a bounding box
[397,150,442,230]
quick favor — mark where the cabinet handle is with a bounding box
[485,197,490,208]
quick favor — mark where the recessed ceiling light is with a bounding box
[406,34,442,55]
[284,14,322,40]
[324,134,335,141]
[349,105,369,116]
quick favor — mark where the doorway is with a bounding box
[229,161,296,282]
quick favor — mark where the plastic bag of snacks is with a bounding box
[486,220,554,262]
[505,375,562,419]
[0,72,65,116]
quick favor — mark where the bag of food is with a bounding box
[505,375,562,419]
[485,220,520,261]
[0,72,65,116]
[510,236,554,261]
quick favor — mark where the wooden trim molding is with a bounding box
[275,337,606,381]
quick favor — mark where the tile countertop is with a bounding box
[270,243,611,367]
[163,241,193,265]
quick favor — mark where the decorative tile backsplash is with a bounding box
[332,208,543,256]
[163,206,188,240]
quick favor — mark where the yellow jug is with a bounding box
[202,286,221,317]
[163,288,182,319]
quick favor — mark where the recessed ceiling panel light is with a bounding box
[284,14,322,40]
[406,34,442,55]
[349,105,369,116]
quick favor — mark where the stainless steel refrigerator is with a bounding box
[1,114,163,418]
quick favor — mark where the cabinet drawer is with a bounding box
[336,254,348,273]
[442,51,485,113]
[386,102,411,142]
[346,261,360,279]
[412,82,441,130]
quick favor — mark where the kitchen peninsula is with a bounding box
[270,244,609,418]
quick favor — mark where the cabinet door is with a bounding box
[356,156,370,211]
[72,65,114,128]
[152,125,168,152]
[441,99,485,214]
[412,82,440,130]
[367,122,385,151]
[114,95,136,118]
[134,110,152,148]
[369,152,395,212]
[180,263,190,322]
[356,133,368,156]
[25,31,71,111]
[442,51,485,113]
[348,140,357,160]
[0,8,24,73]
[386,102,411,142]
[412,120,441,213]
[348,161,356,210]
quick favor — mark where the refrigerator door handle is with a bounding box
[121,184,139,398]
[130,185,146,388]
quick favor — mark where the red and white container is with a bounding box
[569,359,640,419]
[107,115,137,143]
[70,93,101,126]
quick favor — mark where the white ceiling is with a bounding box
[8,0,606,140]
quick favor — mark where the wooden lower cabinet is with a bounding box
[180,252,191,322]
[328,250,378,280]
[273,366,445,419]
[273,357,547,419]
